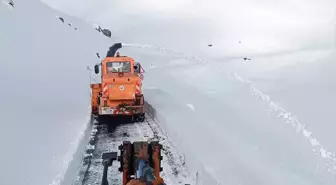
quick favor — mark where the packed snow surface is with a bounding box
[74,114,194,185]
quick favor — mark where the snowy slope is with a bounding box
[40,0,336,56]
[0,1,113,185]
[124,47,336,185]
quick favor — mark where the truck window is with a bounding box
[134,63,141,73]
[106,62,131,73]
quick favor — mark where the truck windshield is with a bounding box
[106,62,131,73]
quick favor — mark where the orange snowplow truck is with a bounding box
[91,43,145,122]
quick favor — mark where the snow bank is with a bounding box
[142,61,336,185]
[145,101,219,185]
[98,45,334,184]
[0,1,111,184]
[229,49,336,172]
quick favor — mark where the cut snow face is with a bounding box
[0,1,111,185]
[142,61,336,185]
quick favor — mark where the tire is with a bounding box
[135,113,145,122]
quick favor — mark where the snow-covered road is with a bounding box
[73,112,195,185]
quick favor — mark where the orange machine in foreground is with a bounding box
[101,141,165,185]
[91,43,145,122]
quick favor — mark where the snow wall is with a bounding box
[110,43,336,185]
[0,0,112,184]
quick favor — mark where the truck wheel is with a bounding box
[135,113,145,122]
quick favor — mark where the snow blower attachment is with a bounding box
[101,141,165,185]
[91,43,146,122]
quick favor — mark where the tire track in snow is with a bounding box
[124,42,336,175]
[73,114,193,185]
[74,118,128,185]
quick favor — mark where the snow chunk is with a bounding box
[310,138,319,147]
[186,104,195,111]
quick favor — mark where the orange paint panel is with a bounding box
[96,51,145,116]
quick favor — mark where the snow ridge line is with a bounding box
[230,72,336,174]
[125,42,336,175]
